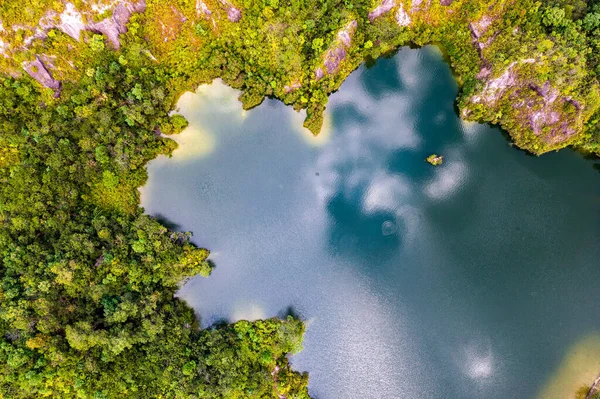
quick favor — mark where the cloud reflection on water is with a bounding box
[141,46,545,399]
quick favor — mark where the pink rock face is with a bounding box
[59,3,85,40]
[23,57,61,96]
[470,16,492,39]
[526,81,577,140]
[395,4,411,26]
[227,7,242,22]
[440,0,453,5]
[337,20,357,47]
[315,68,324,81]
[87,0,147,49]
[218,0,242,22]
[196,0,212,17]
[368,0,396,22]
[324,47,347,74]
[284,82,302,93]
[322,20,357,75]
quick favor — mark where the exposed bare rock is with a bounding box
[88,0,147,49]
[395,4,411,27]
[23,57,61,96]
[284,81,301,93]
[566,97,582,111]
[411,0,431,13]
[59,3,86,40]
[471,63,516,104]
[337,20,357,47]
[468,14,504,84]
[440,0,453,5]
[476,64,492,80]
[4,0,147,94]
[315,67,324,81]
[324,47,347,74]
[368,0,396,22]
[0,39,7,58]
[469,16,492,39]
[8,1,147,55]
[196,0,212,17]
[585,372,600,399]
[468,56,584,148]
[471,59,535,105]
[529,81,558,104]
[218,0,242,22]
[525,81,578,142]
[196,0,217,29]
[322,20,357,75]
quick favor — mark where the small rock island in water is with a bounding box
[426,154,444,166]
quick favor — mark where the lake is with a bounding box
[141,46,600,399]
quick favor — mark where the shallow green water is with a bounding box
[141,46,600,399]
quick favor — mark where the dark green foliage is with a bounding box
[0,42,308,398]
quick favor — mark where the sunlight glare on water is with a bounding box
[142,46,600,399]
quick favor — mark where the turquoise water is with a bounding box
[141,46,600,399]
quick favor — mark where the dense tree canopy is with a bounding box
[0,41,309,398]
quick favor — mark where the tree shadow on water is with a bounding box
[277,306,304,321]
[152,213,182,231]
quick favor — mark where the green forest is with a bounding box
[1,0,600,398]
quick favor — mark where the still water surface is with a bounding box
[141,46,600,399]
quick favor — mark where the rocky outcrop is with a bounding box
[14,1,146,52]
[368,0,396,22]
[471,60,535,105]
[87,0,147,49]
[315,67,324,81]
[516,81,582,144]
[196,0,217,29]
[320,20,358,76]
[586,372,600,399]
[411,0,431,13]
[367,0,411,26]
[196,0,212,18]
[395,4,411,27]
[217,0,242,22]
[4,1,147,90]
[58,3,86,40]
[284,81,302,93]
[23,57,61,96]
[463,7,585,148]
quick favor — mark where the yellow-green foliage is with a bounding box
[4,0,600,154]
